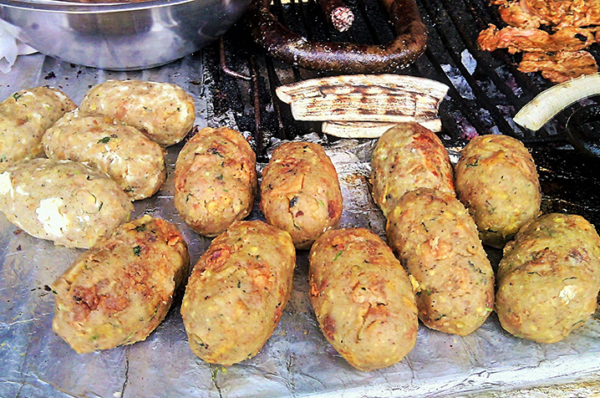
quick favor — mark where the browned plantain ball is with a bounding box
[260,141,343,249]
[454,134,541,248]
[309,227,418,372]
[496,213,600,343]
[370,122,455,217]
[181,221,295,366]
[386,188,494,336]
[52,216,189,353]
[174,127,257,237]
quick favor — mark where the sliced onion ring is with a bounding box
[513,73,600,131]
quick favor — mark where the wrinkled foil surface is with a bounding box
[1,54,600,398]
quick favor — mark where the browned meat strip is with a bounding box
[518,51,598,83]
[493,0,600,29]
[492,0,547,29]
[479,0,600,83]
[478,24,597,53]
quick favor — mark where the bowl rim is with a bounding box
[0,0,199,13]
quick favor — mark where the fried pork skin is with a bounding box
[52,216,189,353]
[478,0,600,83]
[79,80,195,146]
[477,25,597,54]
[386,188,494,336]
[0,87,76,172]
[260,142,343,250]
[455,134,541,248]
[370,122,455,218]
[518,51,598,83]
[0,158,133,249]
[309,228,418,372]
[181,221,295,366]
[174,127,257,237]
[43,111,166,201]
[496,213,600,344]
[492,0,600,29]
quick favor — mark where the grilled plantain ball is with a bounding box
[174,127,257,237]
[309,228,418,371]
[43,110,166,201]
[0,158,133,249]
[181,220,296,366]
[260,142,343,249]
[386,188,494,336]
[496,213,600,343]
[455,134,541,248]
[79,80,195,146]
[0,87,76,172]
[370,122,455,217]
[52,215,189,353]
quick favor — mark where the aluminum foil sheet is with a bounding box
[1,53,600,398]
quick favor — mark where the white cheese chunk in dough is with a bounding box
[15,186,29,196]
[36,197,69,237]
[559,285,577,305]
[0,172,13,196]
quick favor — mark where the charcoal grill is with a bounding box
[214,0,570,144]
[209,0,600,225]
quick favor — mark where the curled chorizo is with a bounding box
[247,0,428,73]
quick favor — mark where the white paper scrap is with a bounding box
[0,23,38,74]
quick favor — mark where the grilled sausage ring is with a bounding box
[247,0,428,73]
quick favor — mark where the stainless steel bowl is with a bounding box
[0,0,251,70]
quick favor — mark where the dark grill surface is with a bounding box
[213,0,596,146]
[205,0,600,226]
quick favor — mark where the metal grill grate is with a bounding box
[211,0,600,155]
[205,0,600,225]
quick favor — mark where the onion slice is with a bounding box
[513,73,600,131]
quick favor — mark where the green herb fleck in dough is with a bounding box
[334,250,343,261]
[466,159,479,168]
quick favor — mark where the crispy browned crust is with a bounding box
[181,220,295,366]
[174,127,257,237]
[51,215,189,353]
[309,228,418,372]
[370,122,455,217]
[455,134,541,248]
[496,213,600,343]
[386,188,494,336]
[260,141,343,250]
